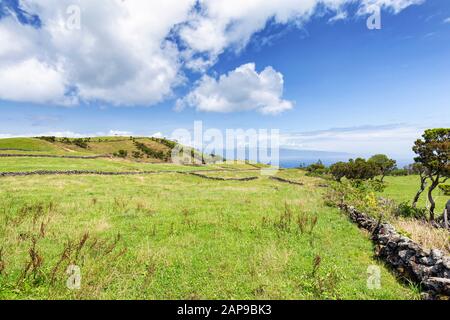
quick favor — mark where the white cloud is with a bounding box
[0,0,425,107]
[0,58,70,105]
[178,0,423,67]
[151,132,165,138]
[329,11,348,23]
[358,0,425,14]
[444,17,450,24]
[0,0,196,106]
[177,63,293,114]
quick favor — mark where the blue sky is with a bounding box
[0,0,449,161]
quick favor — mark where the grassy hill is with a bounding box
[0,136,178,162]
[0,138,62,153]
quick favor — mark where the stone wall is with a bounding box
[0,170,159,177]
[339,203,450,300]
[0,170,260,180]
[188,172,259,181]
[269,176,304,186]
[0,154,107,159]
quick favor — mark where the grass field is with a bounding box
[381,175,447,214]
[0,153,419,299]
[0,157,225,173]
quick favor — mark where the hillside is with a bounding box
[0,136,214,164]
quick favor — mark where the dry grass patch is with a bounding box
[393,218,450,254]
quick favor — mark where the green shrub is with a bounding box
[134,141,168,160]
[394,201,427,220]
[390,169,408,176]
[36,136,56,143]
[132,151,143,159]
[306,161,328,177]
[150,137,176,149]
[113,150,128,158]
[73,138,88,149]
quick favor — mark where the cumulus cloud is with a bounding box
[358,0,425,14]
[0,58,70,104]
[0,0,195,106]
[0,0,425,108]
[176,63,293,115]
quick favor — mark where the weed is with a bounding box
[0,248,5,275]
[299,255,343,300]
[18,237,44,284]
[271,203,319,235]
[312,255,321,277]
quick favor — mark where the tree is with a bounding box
[329,159,379,182]
[345,158,379,181]
[306,160,328,176]
[410,163,428,208]
[413,128,450,221]
[368,154,397,182]
[329,162,348,182]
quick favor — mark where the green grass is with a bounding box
[0,159,418,299]
[0,157,221,173]
[0,138,60,153]
[0,137,173,160]
[381,175,447,214]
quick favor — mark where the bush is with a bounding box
[60,137,72,144]
[113,150,128,158]
[358,179,386,192]
[390,169,408,176]
[134,142,168,160]
[132,151,143,159]
[329,162,348,182]
[394,201,428,220]
[438,184,450,195]
[329,158,379,182]
[73,138,88,149]
[306,161,328,177]
[345,158,379,180]
[36,136,56,143]
[150,137,176,149]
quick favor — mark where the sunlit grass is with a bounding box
[0,166,418,299]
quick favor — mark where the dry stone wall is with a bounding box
[339,203,450,300]
[0,154,107,159]
[269,176,304,186]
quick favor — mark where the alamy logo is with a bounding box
[169,121,280,175]
[66,5,81,30]
[66,264,82,290]
[367,265,381,289]
[366,5,382,30]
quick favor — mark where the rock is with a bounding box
[387,241,398,250]
[398,250,415,261]
[442,257,450,269]
[431,249,443,261]
[339,204,450,299]
[422,277,450,296]
[419,256,435,266]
